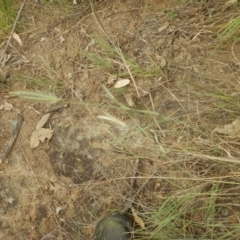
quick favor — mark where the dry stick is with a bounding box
[0,0,26,63]
[0,113,23,163]
[122,167,160,214]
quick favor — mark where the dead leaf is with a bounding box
[131,208,145,229]
[124,93,135,107]
[114,79,130,88]
[30,128,53,149]
[0,102,13,111]
[213,119,240,138]
[157,21,169,33]
[56,206,62,215]
[36,113,50,130]
[12,33,23,46]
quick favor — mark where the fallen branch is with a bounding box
[0,113,23,163]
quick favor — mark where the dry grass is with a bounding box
[4,0,240,239]
[86,1,240,239]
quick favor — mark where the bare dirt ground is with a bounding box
[1,0,240,239]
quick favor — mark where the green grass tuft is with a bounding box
[0,0,15,36]
[81,35,162,79]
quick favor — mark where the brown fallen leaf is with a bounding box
[0,102,13,111]
[213,119,240,138]
[36,113,50,130]
[56,206,63,215]
[30,128,53,149]
[13,33,23,46]
[114,79,130,88]
[124,93,135,107]
[131,208,145,229]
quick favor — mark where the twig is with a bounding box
[0,113,23,163]
[0,0,26,63]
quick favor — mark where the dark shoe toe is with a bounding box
[93,213,132,240]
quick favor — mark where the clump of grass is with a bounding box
[206,14,240,64]
[137,180,240,240]
[76,7,240,238]
[7,1,240,239]
[218,15,240,44]
[94,38,240,240]
[82,35,162,79]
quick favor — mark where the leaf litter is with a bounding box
[2,1,240,239]
[114,79,130,88]
[213,119,240,138]
[36,113,50,130]
[0,101,14,111]
[30,113,53,149]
